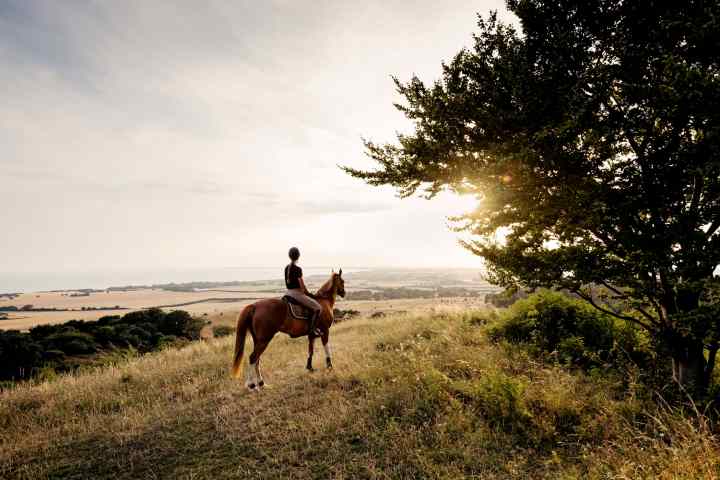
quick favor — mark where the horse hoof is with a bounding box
[248,383,256,390]
[307,367,315,373]
[258,380,265,388]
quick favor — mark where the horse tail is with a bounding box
[231,304,255,378]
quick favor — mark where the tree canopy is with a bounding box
[343,0,720,392]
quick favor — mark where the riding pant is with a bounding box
[285,288,321,312]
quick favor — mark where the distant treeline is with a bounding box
[0,308,205,385]
[0,305,125,313]
[47,288,104,294]
[346,287,484,301]
[107,280,283,293]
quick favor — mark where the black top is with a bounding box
[285,263,302,289]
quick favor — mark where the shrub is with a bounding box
[156,335,179,348]
[333,308,361,322]
[489,290,650,370]
[212,325,234,337]
[159,310,204,339]
[0,330,43,380]
[1,308,203,384]
[94,326,116,346]
[42,349,66,361]
[44,331,97,355]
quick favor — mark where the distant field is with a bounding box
[0,290,275,330]
[0,268,497,331]
[0,288,264,310]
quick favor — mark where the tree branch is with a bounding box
[597,280,661,327]
[573,289,654,332]
[706,217,720,240]
[689,174,703,217]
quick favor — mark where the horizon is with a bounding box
[1,264,489,293]
[1,1,512,277]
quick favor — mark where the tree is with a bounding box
[343,0,720,395]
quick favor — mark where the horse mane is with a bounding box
[315,273,335,300]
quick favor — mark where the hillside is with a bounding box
[2,309,718,479]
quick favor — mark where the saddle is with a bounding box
[282,295,313,320]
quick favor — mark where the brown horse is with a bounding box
[231,269,346,389]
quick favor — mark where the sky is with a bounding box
[1,0,515,278]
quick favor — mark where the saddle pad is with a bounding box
[282,296,312,320]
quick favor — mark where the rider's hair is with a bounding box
[288,246,300,261]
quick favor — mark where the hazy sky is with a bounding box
[1,0,514,275]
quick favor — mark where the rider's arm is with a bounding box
[299,277,310,296]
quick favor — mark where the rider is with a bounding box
[284,247,323,337]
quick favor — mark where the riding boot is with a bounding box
[309,310,322,337]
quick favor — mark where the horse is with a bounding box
[231,269,346,390]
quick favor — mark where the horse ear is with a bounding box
[339,268,342,277]
[332,268,335,273]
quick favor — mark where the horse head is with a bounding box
[334,268,345,298]
[328,268,345,297]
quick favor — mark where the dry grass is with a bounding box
[1,308,719,479]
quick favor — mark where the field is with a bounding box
[2,305,719,479]
[0,268,495,331]
[0,289,268,329]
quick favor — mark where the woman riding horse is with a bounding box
[231,260,346,390]
[284,247,323,337]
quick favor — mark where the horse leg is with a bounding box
[256,358,265,388]
[247,339,270,391]
[306,336,315,372]
[322,332,333,370]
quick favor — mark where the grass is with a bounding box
[1,308,719,479]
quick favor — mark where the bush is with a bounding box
[159,310,204,339]
[43,331,97,355]
[333,308,360,322]
[94,326,116,346]
[212,325,234,337]
[489,290,650,370]
[0,330,43,380]
[0,308,204,384]
[156,335,179,348]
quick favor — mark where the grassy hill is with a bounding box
[1,310,719,479]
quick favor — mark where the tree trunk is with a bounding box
[671,339,709,396]
[665,288,714,397]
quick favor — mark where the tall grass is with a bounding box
[1,309,718,479]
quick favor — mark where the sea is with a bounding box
[0,266,358,294]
